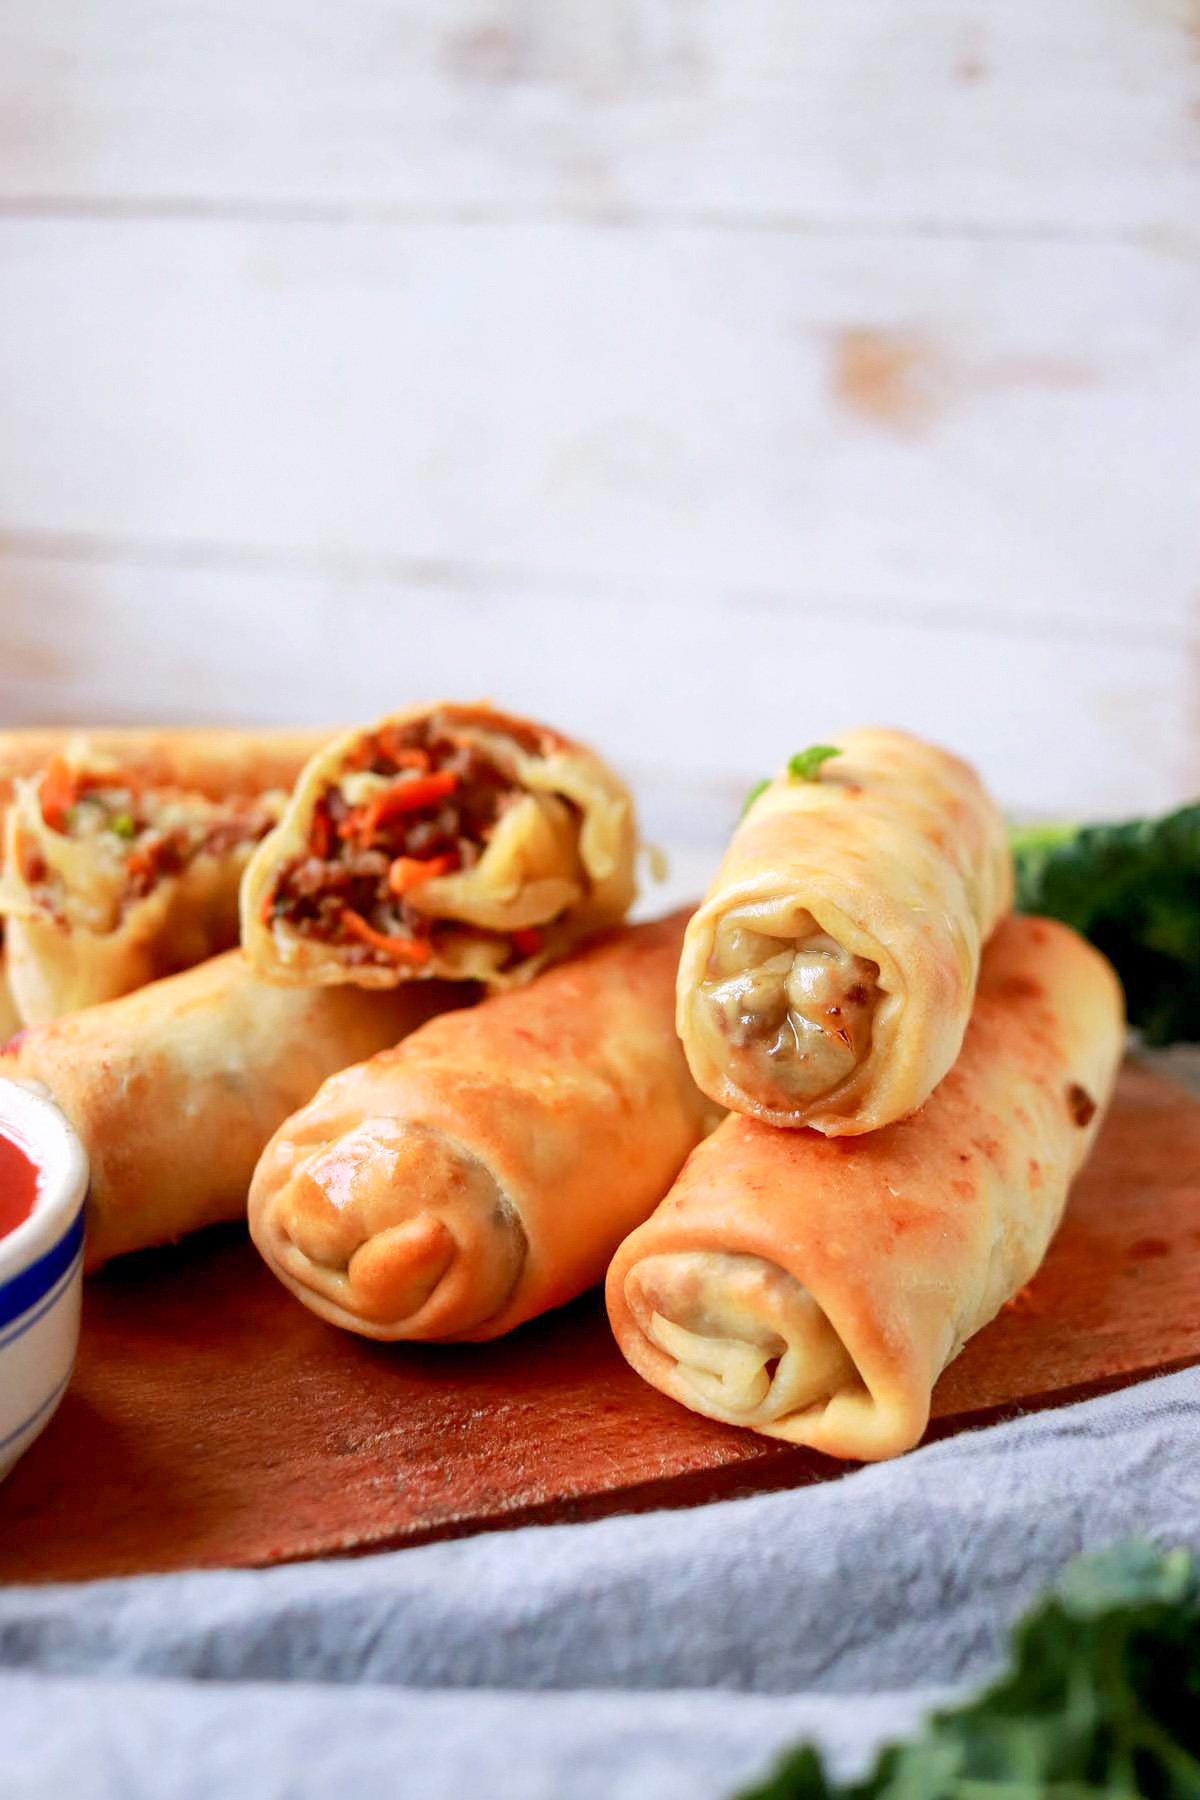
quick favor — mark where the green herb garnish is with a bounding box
[787,745,842,782]
[741,778,771,820]
[737,1541,1200,1799]
[109,812,138,840]
[1011,801,1200,1046]
[741,747,843,820]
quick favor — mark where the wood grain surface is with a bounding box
[1,1058,1198,1586]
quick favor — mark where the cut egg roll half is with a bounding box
[0,745,287,1022]
[249,911,715,1341]
[677,728,1013,1134]
[241,704,638,991]
[0,726,332,816]
[611,915,1124,1462]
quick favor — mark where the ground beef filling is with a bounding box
[270,726,546,967]
[123,802,276,898]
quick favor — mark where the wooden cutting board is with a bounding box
[2,1059,1199,1585]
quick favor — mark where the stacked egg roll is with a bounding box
[242,703,638,992]
[677,729,1012,1134]
[249,911,715,1341]
[1,950,458,1268]
[0,744,287,1022]
[608,915,1124,1462]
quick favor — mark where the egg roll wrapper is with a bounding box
[0,755,287,1023]
[0,950,461,1270]
[249,911,714,1341]
[0,726,333,814]
[678,728,1013,1134]
[242,702,637,992]
[0,951,20,1042]
[610,915,1124,1463]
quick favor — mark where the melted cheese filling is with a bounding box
[694,911,879,1105]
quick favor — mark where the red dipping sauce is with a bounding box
[0,1127,40,1238]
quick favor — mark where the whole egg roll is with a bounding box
[609,915,1124,1463]
[248,911,715,1341]
[241,703,638,992]
[0,745,288,1022]
[677,728,1013,1134]
[0,950,460,1269]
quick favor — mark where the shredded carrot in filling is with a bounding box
[387,853,457,897]
[38,758,80,833]
[340,771,460,848]
[38,758,148,835]
[341,909,432,964]
[377,731,431,772]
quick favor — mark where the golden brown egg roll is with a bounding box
[248,911,715,1341]
[0,726,333,814]
[609,915,1124,1462]
[0,950,461,1269]
[0,745,289,1022]
[677,728,1013,1135]
[241,703,638,992]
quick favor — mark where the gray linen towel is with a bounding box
[0,1678,955,1800]
[1,1364,1198,1797]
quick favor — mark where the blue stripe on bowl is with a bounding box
[0,1367,73,1457]
[0,1245,83,1356]
[0,1205,85,1334]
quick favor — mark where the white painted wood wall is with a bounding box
[1,0,1197,881]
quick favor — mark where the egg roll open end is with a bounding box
[690,909,881,1112]
[625,1251,859,1426]
[250,1118,528,1340]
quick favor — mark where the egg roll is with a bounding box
[677,728,1013,1134]
[0,726,332,815]
[0,951,19,1043]
[609,915,1124,1463]
[0,745,289,1022]
[249,911,715,1341]
[241,703,637,992]
[0,950,460,1269]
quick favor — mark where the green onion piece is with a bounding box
[109,812,138,840]
[787,745,842,782]
[740,778,770,820]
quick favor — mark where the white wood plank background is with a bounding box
[1,554,1192,825]
[2,1,1198,232]
[1,221,1196,634]
[0,0,1197,854]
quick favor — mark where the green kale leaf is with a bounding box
[738,1541,1200,1799]
[1011,802,1200,1045]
